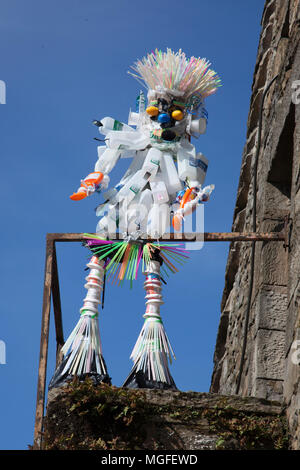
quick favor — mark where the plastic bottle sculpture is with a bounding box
[49,256,110,388]
[49,49,220,390]
[123,253,177,389]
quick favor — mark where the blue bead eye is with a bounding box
[157,113,170,124]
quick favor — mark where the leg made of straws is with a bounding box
[123,257,177,390]
[49,255,111,388]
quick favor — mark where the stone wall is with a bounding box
[43,380,288,450]
[210,0,300,449]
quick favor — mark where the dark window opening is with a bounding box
[267,102,295,201]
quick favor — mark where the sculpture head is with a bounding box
[129,48,221,141]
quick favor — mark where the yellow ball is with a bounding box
[146,106,159,116]
[172,109,184,120]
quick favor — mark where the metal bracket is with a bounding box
[33,225,289,449]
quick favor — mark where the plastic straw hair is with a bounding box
[129,48,221,99]
[83,234,189,284]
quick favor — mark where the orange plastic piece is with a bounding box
[172,187,196,230]
[70,191,87,201]
[118,244,132,281]
[180,187,194,208]
[83,172,104,186]
[70,171,104,201]
[172,214,182,231]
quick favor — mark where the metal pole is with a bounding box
[33,237,54,449]
[46,231,286,243]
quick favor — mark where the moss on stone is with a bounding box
[43,378,289,450]
[201,407,289,450]
[44,379,152,450]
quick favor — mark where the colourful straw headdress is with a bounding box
[129,48,221,101]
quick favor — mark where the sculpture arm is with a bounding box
[70,147,121,201]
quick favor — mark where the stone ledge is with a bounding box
[43,380,288,450]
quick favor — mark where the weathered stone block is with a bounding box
[254,49,273,90]
[287,395,300,450]
[258,240,288,287]
[285,286,300,355]
[248,89,263,135]
[289,0,300,33]
[261,0,276,28]
[287,207,300,302]
[284,327,300,405]
[254,285,288,331]
[273,38,290,76]
[220,244,241,312]
[255,329,286,380]
[262,183,291,220]
[274,0,291,40]
[253,378,284,402]
[233,208,246,232]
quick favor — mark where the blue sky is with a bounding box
[0,0,264,449]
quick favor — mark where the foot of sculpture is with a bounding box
[122,365,177,391]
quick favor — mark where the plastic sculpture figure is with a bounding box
[49,49,220,390]
[70,48,220,238]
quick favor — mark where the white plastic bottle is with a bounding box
[120,150,145,183]
[97,146,106,159]
[98,151,144,207]
[177,139,196,181]
[198,184,215,201]
[149,178,169,204]
[147,203,170,238]
[180,184,215,220]
[96,199,120,233]
[142,148,162,177]
[138,188,153,231]
[195,152,209,185]
[99,117,135,135]
[106,130,150,150]
[126,188,153,234]
[187,117,207,135]
[116,169,151,205]
[96,215,108,234]
[177,139,209,186]
[94,148,121,174]
[187,154,209,188]
[128,109,140,126]
[159,152,182,196]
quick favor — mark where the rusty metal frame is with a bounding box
[33,226,288,449]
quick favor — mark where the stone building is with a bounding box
[210,0,300,449]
